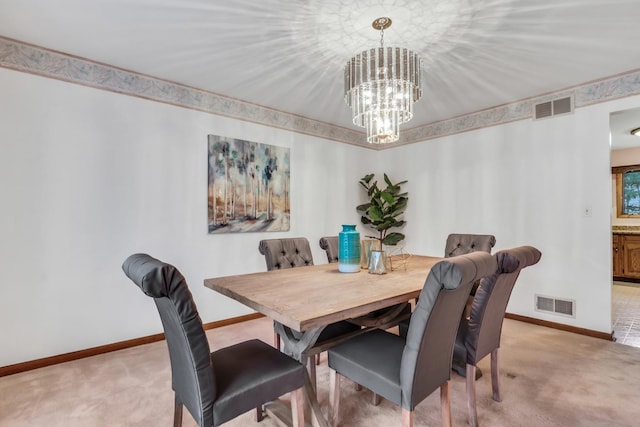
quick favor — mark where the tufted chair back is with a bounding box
[319,236,339,263]
[258,238,314,270]
[258,237,359,377]
[444,234,496,258]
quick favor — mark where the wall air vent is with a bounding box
[535,294,575,318]
[552,97,572,115]
[535,101,553,119]
[533,95,574,120]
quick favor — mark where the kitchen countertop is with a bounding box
[613,226,640,234]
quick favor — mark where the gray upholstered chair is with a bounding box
[444,233,496,258]
[122,253,305,427]
[258,238,360,375]
[319,236,339,263]
[320,234,410,400]
[258,238,314,270]
[452,246,541,427]
[259,238,316,350]
[398,233,497,338]
[327,251,497,427]
[444,233,497,320]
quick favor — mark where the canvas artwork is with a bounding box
[208,135,290,233]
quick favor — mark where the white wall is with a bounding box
[3,65,640,367]
[388,96,640,333]
[611,146,640,167]
[0,68,377,366]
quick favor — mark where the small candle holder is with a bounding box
[368,250,387,274]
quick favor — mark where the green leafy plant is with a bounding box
[356,173,408,246]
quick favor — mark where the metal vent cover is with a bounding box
[535,101,553,119]
[533,96,573,120]
[553,97,572,115]
[535,294,575,317]
[536,295,554,311]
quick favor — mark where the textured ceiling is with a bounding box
[1,0,640,148]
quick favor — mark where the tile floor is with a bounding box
[612,280,640,348]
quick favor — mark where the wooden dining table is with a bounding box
[204,254,442,426]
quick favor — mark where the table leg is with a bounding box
[349,302,409,327]
[273,322,329,427]
[274,321,324,361]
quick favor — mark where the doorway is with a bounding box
[610,106,640,348]
[612,282,640,347]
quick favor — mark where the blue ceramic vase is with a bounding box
[338,224,361,273]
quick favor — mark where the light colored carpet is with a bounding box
[1,317,639,427]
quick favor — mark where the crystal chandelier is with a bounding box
[344,17,423,144]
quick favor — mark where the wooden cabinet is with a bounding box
[613,234,623,277]
[613,233,640,280]
[623,235,640,279]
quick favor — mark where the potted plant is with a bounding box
[356,173,408,272]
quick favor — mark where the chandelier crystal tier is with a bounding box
[344,17,423,144]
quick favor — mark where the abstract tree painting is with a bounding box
[208,135,290,233]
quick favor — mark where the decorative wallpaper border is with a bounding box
[0,36,364,147]
[2,35,640,150]
[399,71,640,148]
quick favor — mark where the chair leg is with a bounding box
[401,407,414,427]
[329,369,341,427]
[466,364,478,427]
[290,387,304,427]
[491,348,501,402]
[307,356,317,395]
[441,381,451,427]
[173,395,183,427]
[255,405,264,422]
[372,393,382,406]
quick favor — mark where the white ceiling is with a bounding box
[2,0,640,148]
[610,107,640,151]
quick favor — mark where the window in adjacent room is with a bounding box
[614,164,640,217]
